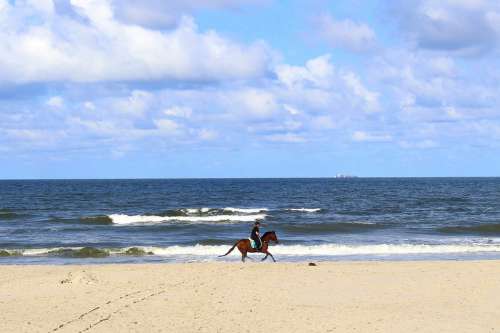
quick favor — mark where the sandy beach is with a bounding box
[1,260,499,332]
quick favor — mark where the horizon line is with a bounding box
[1,176,499,181]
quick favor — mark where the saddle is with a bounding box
[249,238,260,250]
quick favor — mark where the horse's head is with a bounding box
[263,230,279,244]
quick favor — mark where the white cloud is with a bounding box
[0,0,9,12]
[427,56,456,77]
[283,104,300,115]
[46,96,64,108]
[317,14,376,52]
[67,117,123,137]
[393,1,500,55]
[399,139,438,149]
[0,1,272,84]
[264,133,306,143]
[83,101,96,110]
[2,128,67,147]
[310,116,336,130]
[163,106,193,118]
[198,129,218,141]
[27,0,55,15]
[227,89,278,119]
[352,131,392,142]
[113,0,267,28]
[276,54,334,89]
[154,118,181,135]
[114,90,153,116]
[342,72,380,113]
[276,54,381,115]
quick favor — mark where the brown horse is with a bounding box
[219,231,279,262]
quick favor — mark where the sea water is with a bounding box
[1,178,500,264]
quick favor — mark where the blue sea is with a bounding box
[2,178,500,264]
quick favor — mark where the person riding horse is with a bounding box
[251,221,262,250]
[219,223,279,262]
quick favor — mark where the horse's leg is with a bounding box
[261,254,268,261]
[266,251,276,262]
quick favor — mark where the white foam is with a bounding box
[144,243,500,257]
[182,208,267,214]
[12,243,500,258]
[286,208,322,213]
[184,208,211,214]
[18,248,53,256]
[108,213,266,225]
[223,207,268,214]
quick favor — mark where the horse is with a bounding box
[219,231,279,262]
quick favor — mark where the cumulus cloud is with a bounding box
[352,131,392,143]
[112,0,268,29]
[114,90,153,116]
[163,106,193,119]
[0,0,272,84]
[399,139,438,149]
[5,0,500,163]
[283,104,301,116]
[317,14,376,52]
[371,46,498,124]
[342,72,380,113]
[2,0,500,179]
[197,129,218,141]
[0,51,390,156]
[276,54,380,115]
[154,118,181,135]
[46,96,64,108]
[264,133,306,143]
[276,55,335,89]
[392,0,500,55]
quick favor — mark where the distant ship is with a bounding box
[335,174,358,178]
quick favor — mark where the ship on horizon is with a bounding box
[335,174,358,178]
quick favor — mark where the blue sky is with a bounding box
[1,0,500,178]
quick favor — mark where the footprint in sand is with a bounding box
[60,271,98,285]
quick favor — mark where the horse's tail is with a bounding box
[218,241,240,257]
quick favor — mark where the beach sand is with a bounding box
[1,260,499,332]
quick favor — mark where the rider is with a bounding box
[250,221,262,250]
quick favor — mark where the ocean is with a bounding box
[1,178,500,264]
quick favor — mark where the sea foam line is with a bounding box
[223,207,268,213]
[108,213,266,225]
[13,243,500,257]
[141,243,500,256]
[285,208,322,213]
[183,207,268,214]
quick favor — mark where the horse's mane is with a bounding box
[262,230,275,238]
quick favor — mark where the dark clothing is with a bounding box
[251,226,259,239]
[251,226,262,249]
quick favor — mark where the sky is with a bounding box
[1,0,500,178]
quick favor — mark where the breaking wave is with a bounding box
[223,207,268,214]
[57,207,333,226]
[7,243,500,259]
[145,243,500,257]
[108,213,266,225]
[181,207,267,215]
[285,208,322,213]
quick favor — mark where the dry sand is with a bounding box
[1,260,500,332]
